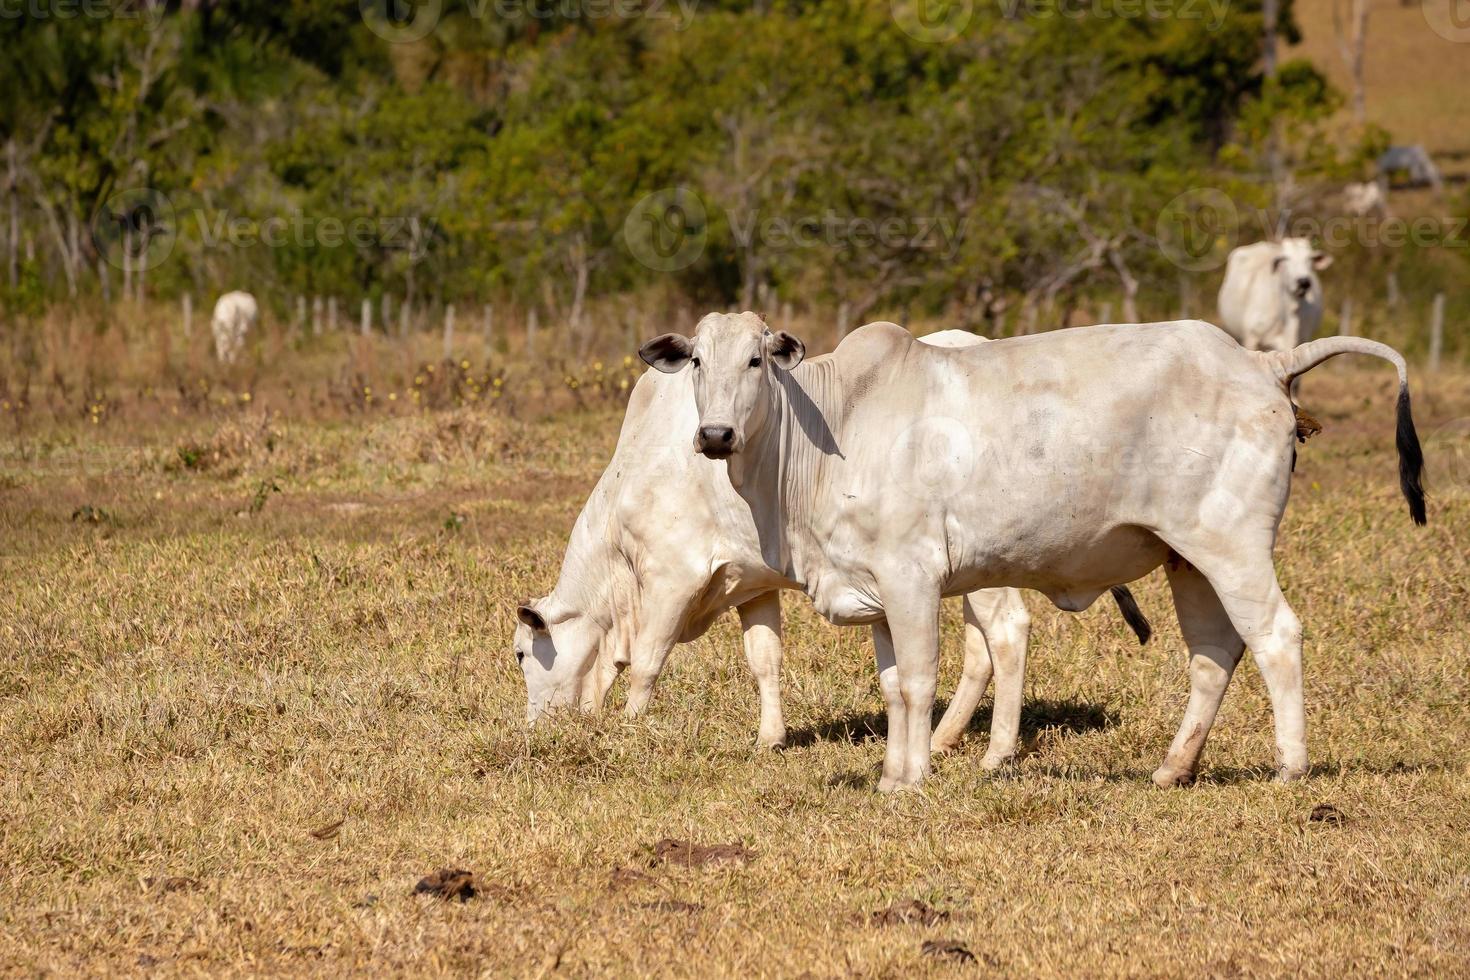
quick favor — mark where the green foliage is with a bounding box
[0,0,1404,323]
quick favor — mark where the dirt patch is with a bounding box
[413,868,477,901]
[646,839,756,869]
[920,939,977,963]
[1309,803,1347,825]
[871,899,948,927]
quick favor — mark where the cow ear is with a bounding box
[765,330,805,370]
[1312,252,1333,271]
[639,334,694,373]
[516,602,548,633]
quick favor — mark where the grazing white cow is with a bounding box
[1342,180,1387,217]
[515,327,1150,764]
[631,312,1424,790]
[211,291,258,364]
[1217,239,1331,356]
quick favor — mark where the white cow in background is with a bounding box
[1342,180,1388,218]
[1217,238,1330,355]
[211,291,259,364]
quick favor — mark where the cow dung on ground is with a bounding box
[920,939,978,963]
[646,839,756,868]
[413,868,477,901]
[1309,803,1347,825]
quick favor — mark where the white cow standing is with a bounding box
[211,291,259,364]
[1217,238,1331,355]
[621,312,1423,791]
[514,329,1150,765]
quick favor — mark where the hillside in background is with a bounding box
[1295,0,1470,159]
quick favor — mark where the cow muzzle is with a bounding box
[695,424,738,459]
[1293,277,1312,298]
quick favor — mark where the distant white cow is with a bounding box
[211,291,258,364]
[1342,180,1387,217]
[1377,145,1442,193]
[1217,238,1331,356]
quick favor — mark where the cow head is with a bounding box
[1270,238,1332,302]
[513,596,601,722]
[639,312,805,461]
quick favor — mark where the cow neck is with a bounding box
[548,466,634,635]
[735,357,843,587]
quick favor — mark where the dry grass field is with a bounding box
[2,320,1470,976]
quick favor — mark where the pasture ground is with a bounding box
[2,335,1469,976]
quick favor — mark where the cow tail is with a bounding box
[1109,585,1152,645]
[1264,337,1427,526]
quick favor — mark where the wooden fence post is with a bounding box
[360,298,371,336]
[182,293,192,337]
[482,303,494,349]
[1338,297,1354,337]
[311,295,323,336]
[328,296,338,332]
[1386,271,1400,310]
[399,300,411,339]
[527,308,539,356]
[1429,292,1444,371]
[836,301,851,342]
[380,294,391,337]
[1098,302,1112,325]
[443,304,455,360]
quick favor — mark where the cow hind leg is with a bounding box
[933,589,1029,767]
[1167,546,1308,783]
[737,592,786,750]
[931,597,993,755]
[1153,560,1246,788]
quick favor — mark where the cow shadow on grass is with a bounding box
[786,695,1116,750]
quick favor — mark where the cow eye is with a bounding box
[748,356,761,368]
[691,357,701,369]
[515,650,525,665]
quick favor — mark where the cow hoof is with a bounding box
[930,737,961,756]
[1151,765,1196,789]
[1276,764,1309,783]
[877,776,903,793]
[756,736,787,752]
[979,751,1015,772]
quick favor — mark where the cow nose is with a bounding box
[1295,277,1312,295]
[697,425,736,455]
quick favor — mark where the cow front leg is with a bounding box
[871,620,908,792]
[877,584,942,789]
[622,600,687,719]
[737,592,786,749]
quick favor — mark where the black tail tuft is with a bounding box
[1395,385,1427,526]
[1110,586,1152,646]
